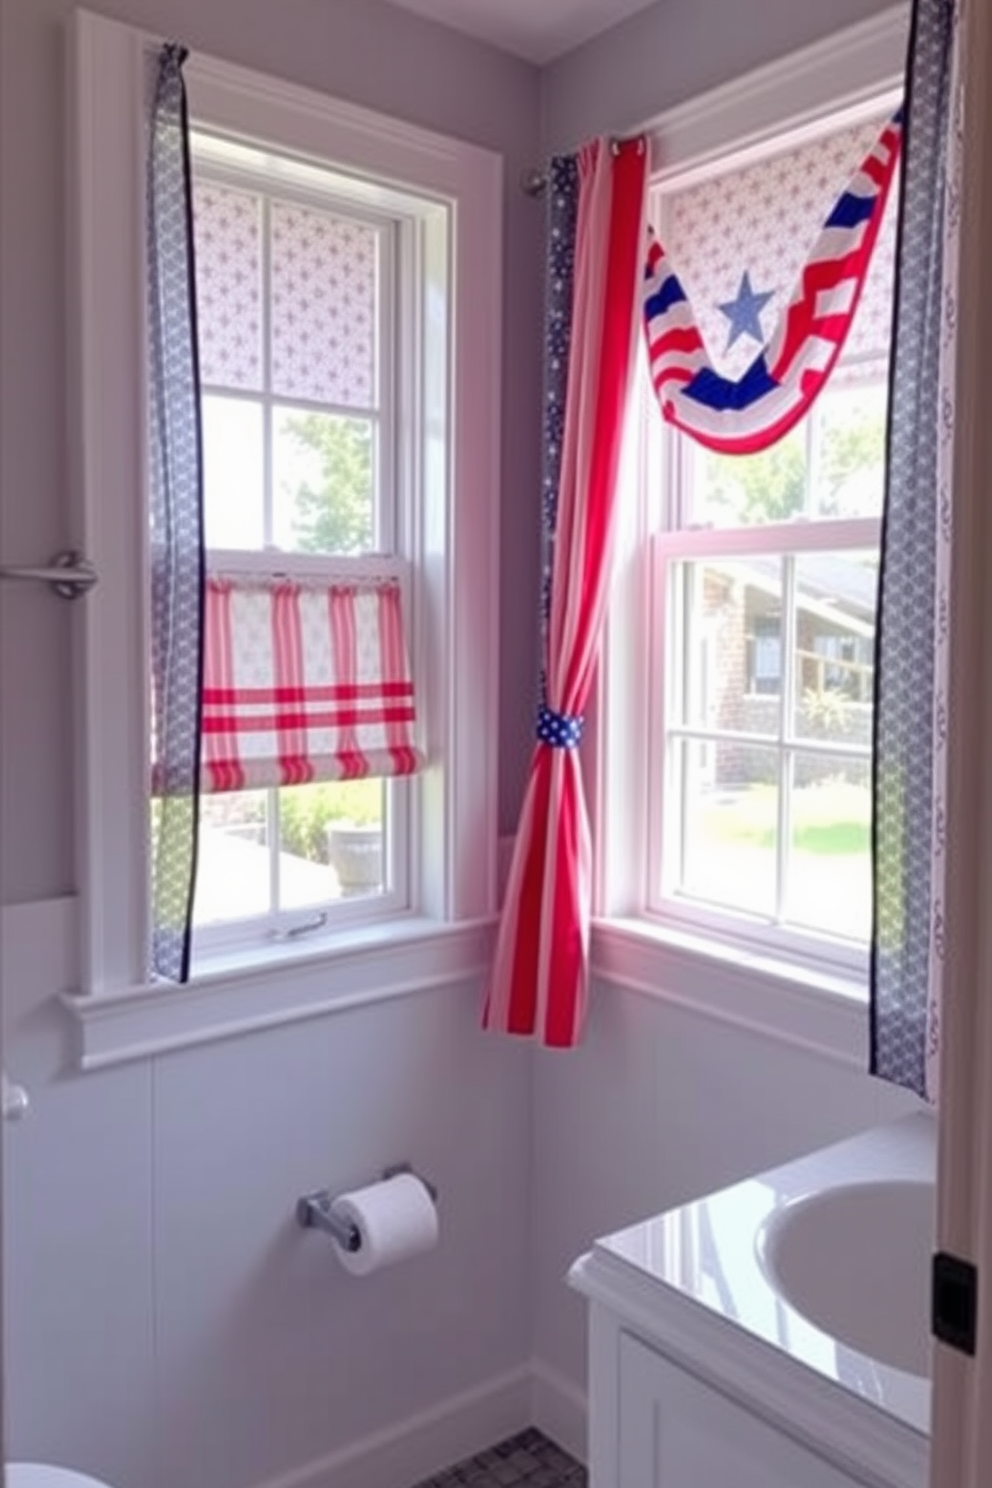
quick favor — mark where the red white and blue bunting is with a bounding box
[643,111,903,455]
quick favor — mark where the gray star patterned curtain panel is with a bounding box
[146,43,206,982]
[872,0,961,1100]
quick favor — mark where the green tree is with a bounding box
[282,413,373,553]
[703,430,806,524]
[696,399,887,524]
[818,405,887,515]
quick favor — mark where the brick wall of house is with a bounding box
[696,570,872,790]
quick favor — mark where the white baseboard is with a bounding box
[530,1359,587,1466]
[250,1365,533,1488]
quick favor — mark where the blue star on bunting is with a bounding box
[718,270,774,352]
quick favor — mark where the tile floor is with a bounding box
[411,1427,586,1487]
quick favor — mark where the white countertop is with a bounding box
[589,1113,936,1437]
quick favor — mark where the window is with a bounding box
[69,13,500,1039]
[187,135,414,952]
[601,99,900,978]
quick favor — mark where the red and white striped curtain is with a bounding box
[486,139,648,1046]
[154,574,422,795]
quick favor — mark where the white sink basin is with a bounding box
[758,1179,935,1377]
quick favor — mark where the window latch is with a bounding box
[271,911,329,943]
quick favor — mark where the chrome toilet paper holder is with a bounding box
[296,1163,438,1253]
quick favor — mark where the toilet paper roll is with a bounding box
[330,1172,439,1276]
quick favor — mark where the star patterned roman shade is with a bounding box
[192,181,377,407]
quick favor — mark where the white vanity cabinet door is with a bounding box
[619,1333,868,1488]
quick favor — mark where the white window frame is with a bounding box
[648,516,881,976]
[590,6,909,1062]
[187,137,413,953]
[65,11,500,1063]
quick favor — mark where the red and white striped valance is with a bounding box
[190,574,422,794]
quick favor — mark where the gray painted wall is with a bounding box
[0,0,544,904]
[530,0,918,1406]
[531,982,920,1399]
[541,0,905,151]
[0,2,919,1483]
[0,1,542,1480]
[2,901,533,1488]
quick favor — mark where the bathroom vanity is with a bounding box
[569,1116,934,1488]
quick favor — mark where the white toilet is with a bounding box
[7,1467,114,1487]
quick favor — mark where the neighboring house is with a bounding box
[702,554,875,788]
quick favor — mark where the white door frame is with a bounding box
[931,0,992,1482]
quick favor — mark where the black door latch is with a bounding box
[932,1250,978,1355]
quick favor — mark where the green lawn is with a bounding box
[701,781,871,854]
[687,780,872,939]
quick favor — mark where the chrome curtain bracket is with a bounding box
[0,549,98,600]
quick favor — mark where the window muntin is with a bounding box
[658,532,878,946]
[631,112,897,965]
[191,151,393,558]
[187,136,411,950]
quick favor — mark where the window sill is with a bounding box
[591,916,869,1068]
[63,915,497,1070]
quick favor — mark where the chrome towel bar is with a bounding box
[0,549,98,600]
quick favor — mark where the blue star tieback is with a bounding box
[536,704,584,750]
[718,270,774,351]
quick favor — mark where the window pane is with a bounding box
[687,423,808,527]
[192,182,263,391]
[279,781,384,908]
[811,384,888,518]
[195,792,271,924]
[202,395,264,549]
[793,552,876,743]
[270,203,377,408]
[675,559,783,731]
[785,757,872,941]
[671,739,779,918]
[272,408,375,554]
